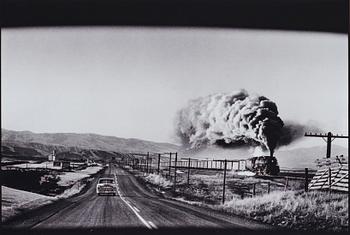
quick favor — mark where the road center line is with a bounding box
[114,173,152,229]
[148,221,158,229]
[132,206,141,213]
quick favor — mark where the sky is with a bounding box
[1,27,348,149]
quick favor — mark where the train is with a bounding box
[245,155,280,175]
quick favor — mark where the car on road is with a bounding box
[96,178,117,196]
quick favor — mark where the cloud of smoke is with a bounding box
[176,90,322,155]
[278,121,323,146]
[175,90,284,155]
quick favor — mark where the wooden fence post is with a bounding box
[267,182,271,194]
[253,183,256,196]
[168,153,172,180]
[222,159,227,204]
[187,158,191,185]
[328,167,332,193]
[305,168,309,192]
[157,154,161,174]
[284,177,289,191]
[173,152,178,192]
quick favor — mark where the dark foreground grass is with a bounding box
[216,190,348,231]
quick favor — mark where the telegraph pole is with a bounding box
[305,132,348,158]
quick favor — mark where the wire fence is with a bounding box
[119,152,314,204]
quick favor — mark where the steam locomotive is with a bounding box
[245,155,280,176]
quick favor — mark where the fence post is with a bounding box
[157,154,161,174]
[173,152,178,192]
[253,183,256,196]
[267,182,271,194]
[168,153,172,180]
[328,167,332,193]
[187,158,191,185]
[304,168,309,192]
[150,158,153,173]
[146,152,149,173]
[222,159,227,204]
[284,177,289,191]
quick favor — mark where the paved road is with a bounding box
[5,164,272,230]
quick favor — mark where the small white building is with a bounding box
[48,150,56,161]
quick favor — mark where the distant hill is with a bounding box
[1,129,180,153]
[276,145,348,169]
[1,140,127,162]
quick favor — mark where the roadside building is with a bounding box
[48,150,56,161]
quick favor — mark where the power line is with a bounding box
[304,132,349,158]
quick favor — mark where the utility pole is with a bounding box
[305,132,349,158]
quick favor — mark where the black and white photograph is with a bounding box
[1,0,348,234]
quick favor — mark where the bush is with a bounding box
[144,173,173,188]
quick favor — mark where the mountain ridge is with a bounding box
[2,129,348,169]
[1,129,180,153]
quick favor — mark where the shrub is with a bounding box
[144,173,173,188]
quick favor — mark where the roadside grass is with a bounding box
[1,186,57,222]
[144,173,173,188]
[131,169,348,232]
[217,190,348,231]
[2,166,106,223]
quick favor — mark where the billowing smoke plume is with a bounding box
[278,121,323,146]
[176,90,284,155]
